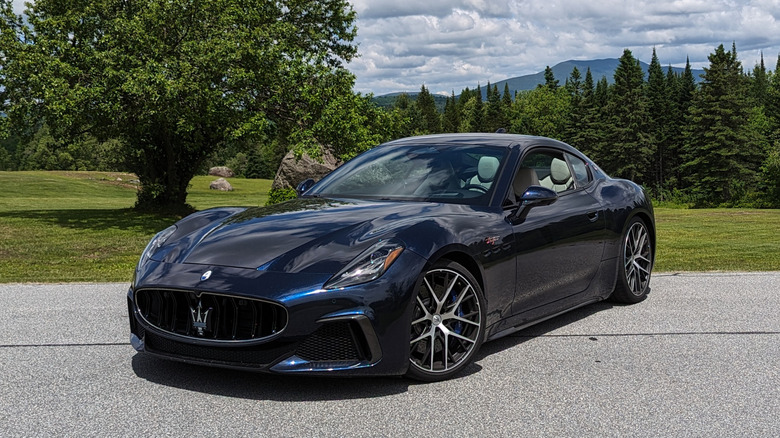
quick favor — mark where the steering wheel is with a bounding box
[462,184,489,193]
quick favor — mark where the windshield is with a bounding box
[307,144,508,204]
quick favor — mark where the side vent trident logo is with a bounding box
[190,301,212,336]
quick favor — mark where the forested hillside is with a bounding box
[380,46,780,207]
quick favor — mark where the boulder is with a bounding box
[208,166,235,178]
[209,177,233,191]
[272,147,341,190]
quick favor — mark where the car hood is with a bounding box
[154,198,465,273]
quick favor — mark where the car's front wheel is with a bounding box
[610,217,653,303]
[406,260,486,382]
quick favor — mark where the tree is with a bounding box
[416,85,441,134]
[602,49,650,183]
[0,0,358,211]
[645,48,673,192]
[542,66,559,90]
[442,92,460,133]
[750,53,769,107]
[682,43,762,204]
[485,83,504,132]
[510,86,570,139]
[466,84,485,132]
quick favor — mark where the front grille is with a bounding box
[144,331,291,366]
[135,289,287,342]
[295,321,367,362]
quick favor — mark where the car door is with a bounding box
[508,148,606,314]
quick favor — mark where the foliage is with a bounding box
[266,187,298,206]
[682,44,763,206]
[0,0,358,210]
[510,86,570,138]
[760,144,780,206]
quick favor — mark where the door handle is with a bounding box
[587,211,599,222]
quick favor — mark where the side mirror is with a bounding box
[520,186,558,207]
[296,178,316,197]
[508,185,557,225]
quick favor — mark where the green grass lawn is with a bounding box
[0,171,271,282]
[654,208,780,272]
[0,170,777,283]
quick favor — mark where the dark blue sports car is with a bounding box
[128,133,655,381]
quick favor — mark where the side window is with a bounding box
[511,150,573,198]
[567,154,591,187]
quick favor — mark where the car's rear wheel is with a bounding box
[406,260,485,382]
[610,217,653,303]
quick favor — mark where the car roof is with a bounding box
[379,133,577,154]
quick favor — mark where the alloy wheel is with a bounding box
[409,268,482,375]
[623,221,652,296]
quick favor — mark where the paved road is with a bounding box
[1,273,778,437]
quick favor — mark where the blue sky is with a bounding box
[12,0,780,96]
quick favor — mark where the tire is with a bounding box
[406,260,486,382]
[610,217,653,303]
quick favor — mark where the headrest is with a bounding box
[550,158,570,184]
[477,156,500,183]
[513,167,539,197]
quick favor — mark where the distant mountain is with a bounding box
[485,58,705,98]
[372,93,448,111]
[373,58,706,103]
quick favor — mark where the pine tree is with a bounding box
[416,85,441,134]
[645,48,672,192]
[603,49,651,183]
[502,83,513,108]
[485,83,504,132]
[442,92,460,133]
[750,53,769,107]
[394,93,421,137]
[468,84,485,132]
[682,43,762,204]
[543,66,559,89]
[563,67,585,146]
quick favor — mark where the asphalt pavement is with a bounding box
[1,272,778,437]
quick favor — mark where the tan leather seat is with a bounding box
[513,167,540,198]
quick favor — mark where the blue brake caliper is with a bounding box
[451,291,464,334]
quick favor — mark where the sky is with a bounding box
[348,0,780,95]
[11,0,780,96]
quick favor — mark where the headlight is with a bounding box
[324,240,405,289]
[140,225,177,261]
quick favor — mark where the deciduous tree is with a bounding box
[0,0,358,211]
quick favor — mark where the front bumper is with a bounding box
[128,250,425,376]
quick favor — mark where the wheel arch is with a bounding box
[429,249,485,295]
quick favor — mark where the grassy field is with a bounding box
[0,170,777,283]
[0,171,271,282]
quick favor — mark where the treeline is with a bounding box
[384,45,780,207]
[0,126,286,180]
[3,38,779,209]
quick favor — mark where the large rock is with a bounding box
[272,147,341,190]
[208,166,235,178]
[209,177,233,191]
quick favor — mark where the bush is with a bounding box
[265,187,297,206]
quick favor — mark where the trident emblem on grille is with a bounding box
[189,300,211,336]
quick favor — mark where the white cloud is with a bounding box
[349,0,780,95]
[11,1,778,95]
